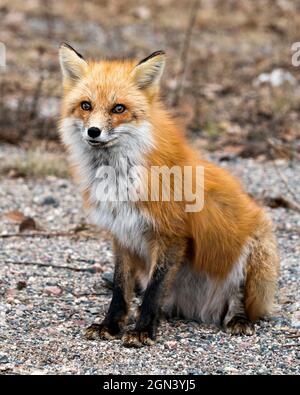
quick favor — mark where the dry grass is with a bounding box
[0,148,68,178]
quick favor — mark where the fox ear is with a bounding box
[59,43,87,81]
[133,51,166,90]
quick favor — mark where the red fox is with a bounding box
[59,43,279,347]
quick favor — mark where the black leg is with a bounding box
[122,238,187,347]
[122,264,170,347]
[85,245,134,340]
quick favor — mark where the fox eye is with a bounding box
[81,101,92,111]
[112,104,126,114]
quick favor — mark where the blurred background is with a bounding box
[0,1,299,375]
[0,0,300,177]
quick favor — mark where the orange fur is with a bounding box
[59,46,279,325]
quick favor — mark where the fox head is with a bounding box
[59,43,165,152]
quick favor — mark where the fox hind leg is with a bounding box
[244,220,279,322]
[223,281,255,336]
[224,219,279,335]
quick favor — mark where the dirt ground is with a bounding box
[0,147,299,375]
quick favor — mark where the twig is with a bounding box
[263,195,300,213]
[43,0,55,39]
[171,0,200,107]
[0,231,98,239]
[286,334,300,339]
[0,79,4,125]
[282,343,300,348]
[72,292,110,298]
[268,139,300,213]
[29,73,44,121]
[271,165,300,211]
[4,260,96,273]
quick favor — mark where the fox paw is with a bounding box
[225,316,255,336]
[85,323,119,340]
[122,330,155,348]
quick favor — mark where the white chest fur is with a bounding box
[60,118,155,258]
[89,168,153,257]
[90,201,151,257]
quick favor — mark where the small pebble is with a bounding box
[44,286,62,296]
[41,196,59,207]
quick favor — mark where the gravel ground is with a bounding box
[0,150,299,375]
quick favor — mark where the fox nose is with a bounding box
[87,127,101,139]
